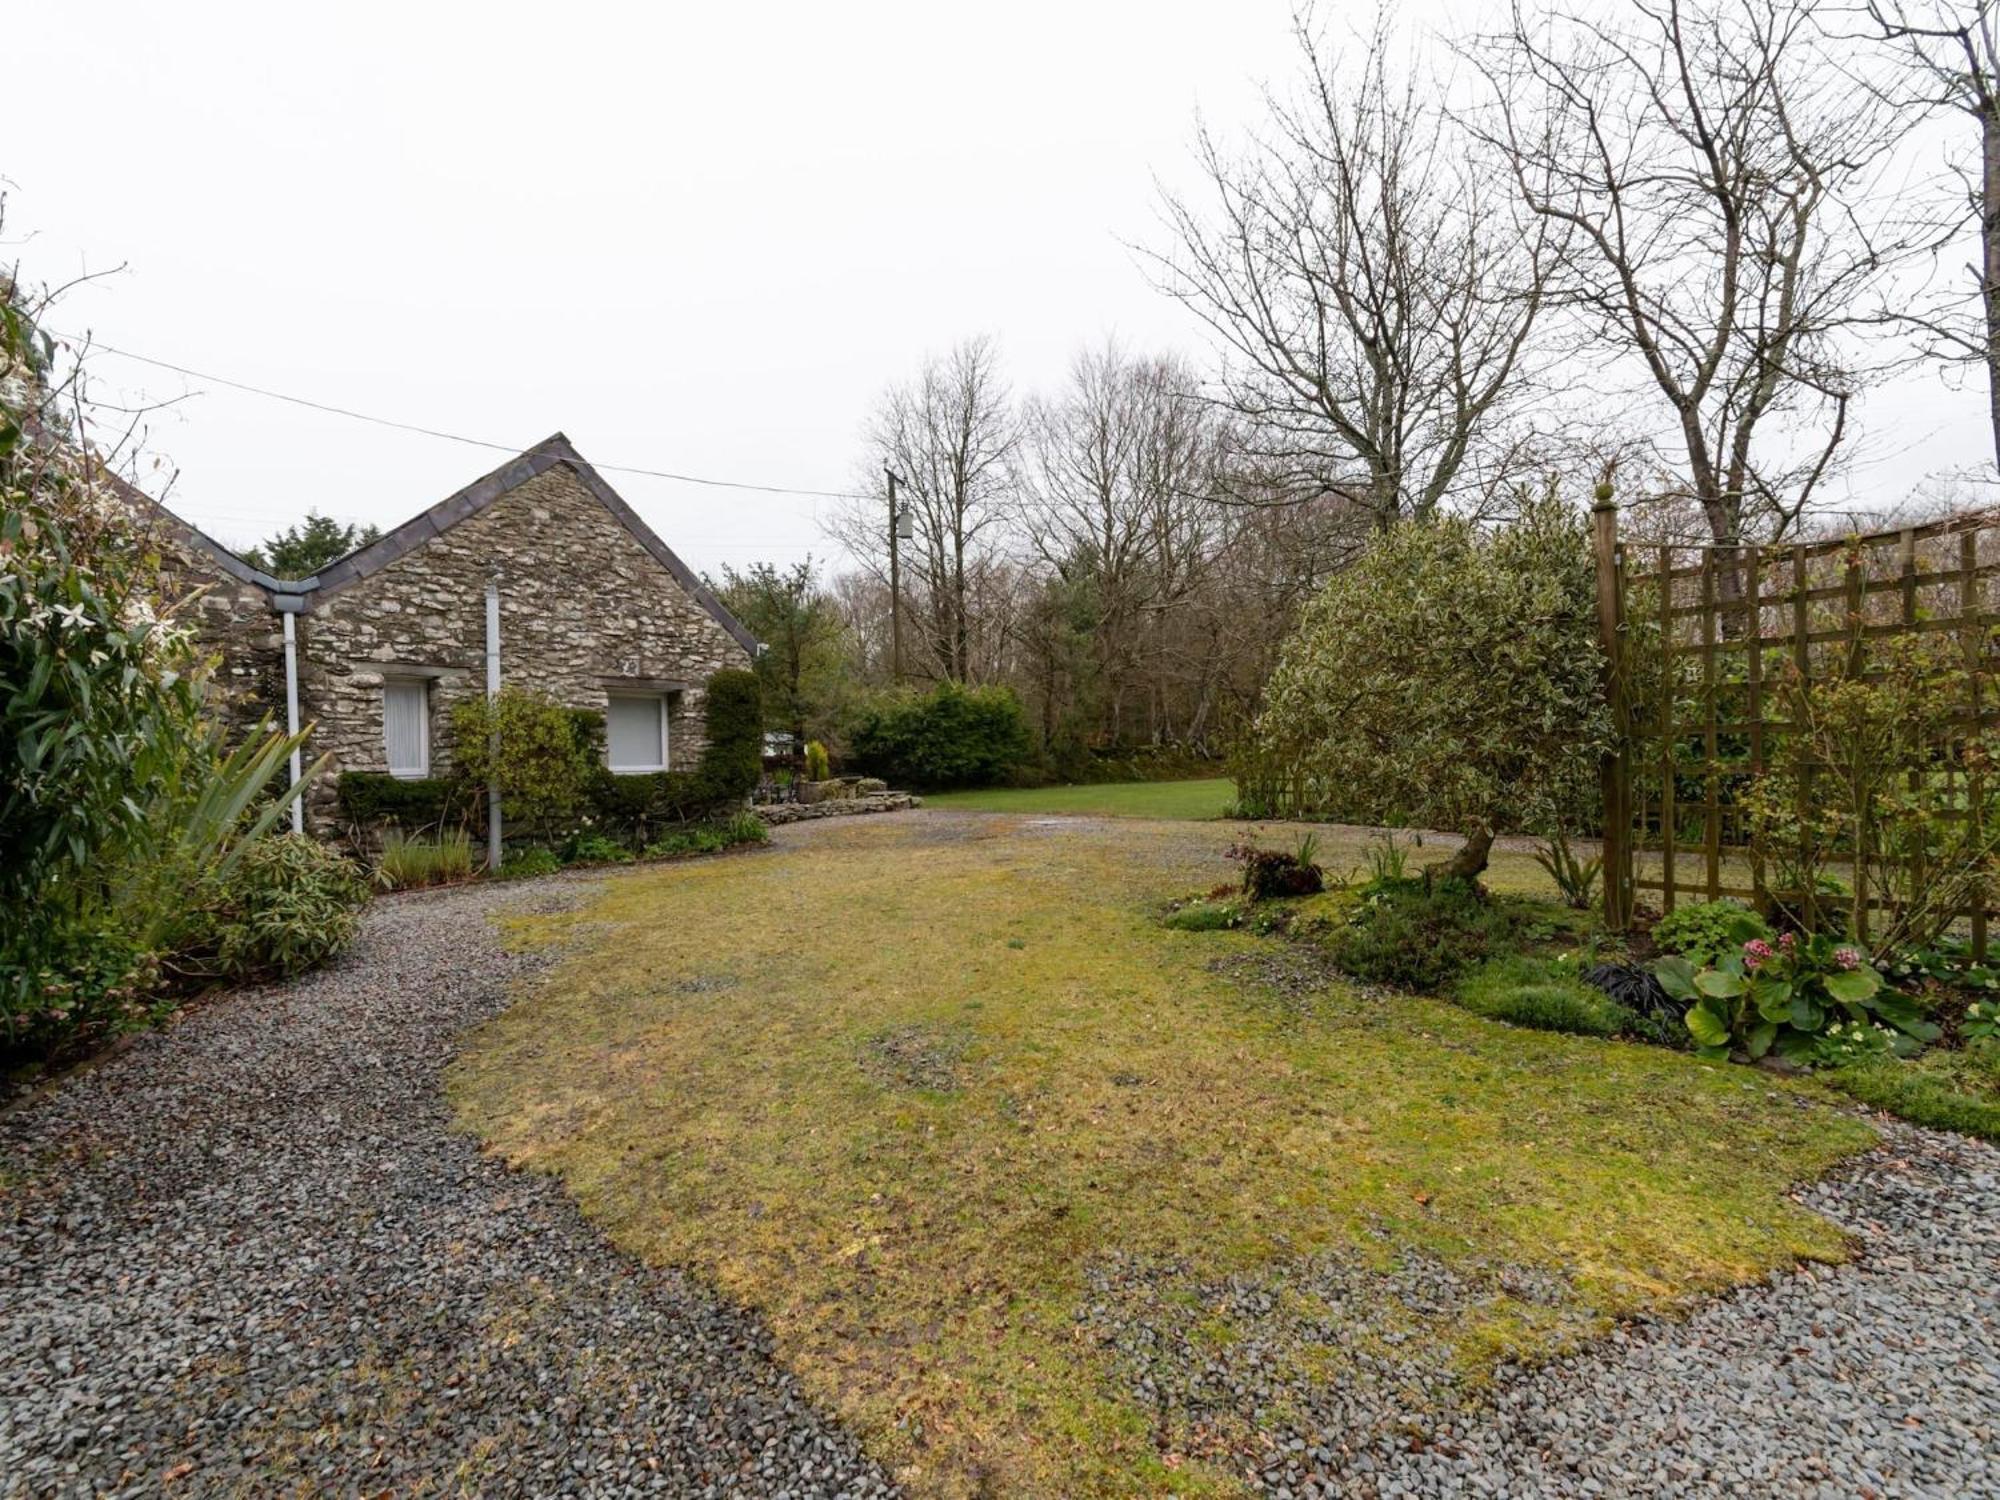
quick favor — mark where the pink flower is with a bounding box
[1778,931,1797,953]
[1743,938,1774,971]
[1834,946,1863,971]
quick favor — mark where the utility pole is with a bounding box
[886,468,909,682]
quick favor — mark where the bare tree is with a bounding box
[1015,343,1227,742]
[1866,1,2000,470]
[1472,0,1922,547]
[1150,14,1561,528]
[833,337,1017,682]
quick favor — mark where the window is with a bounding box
[383,679,430,778]
[606,693,668,773]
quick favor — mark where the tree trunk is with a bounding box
[1428,823,1495,883]
[1984,100,2000,473]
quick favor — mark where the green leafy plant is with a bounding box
[374,828,476,890]
[563,831,635,866]
[641,811,770,860]
[1882,937,2000,997]
[496,847,562,881]
[1654,932,1939,1061]
[1533,830,1603,911]
[1964,997,2000,1057]
[174,832,370,983]
[1,283,319,1056]
[805,739,831,782]
[336,771,463,831]
[1800,1018,1904,1069]
[1650,900,1769,967]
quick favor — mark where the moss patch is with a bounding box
[1823,1051,2000,1142]
[1456,955,1634,1038]
[451,813,1872,1497]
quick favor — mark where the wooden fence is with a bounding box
[1592,501,2000,956]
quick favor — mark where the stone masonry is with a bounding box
[124,435,757,830]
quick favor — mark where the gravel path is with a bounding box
[1085,1126,1999,1500]
[4,831,1996,1498]
[0,876,891,1499]
[1347,1123,2000,1500]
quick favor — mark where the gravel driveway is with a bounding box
[3,839,1996,1498]
[0,876,891,1499]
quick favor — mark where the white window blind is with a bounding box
[383,680,430,778]
[606,695,667,773]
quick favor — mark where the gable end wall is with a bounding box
[280,463,751,822]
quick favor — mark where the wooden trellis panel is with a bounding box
[1593,504,2000,954]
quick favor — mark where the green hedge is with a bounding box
[335,772,464,828]
[848,682,1032,790]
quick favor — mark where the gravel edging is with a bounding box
[0,875,892,1499]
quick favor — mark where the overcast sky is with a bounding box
[7,0,1993,576]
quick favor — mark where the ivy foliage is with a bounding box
[1236,490,1609,872]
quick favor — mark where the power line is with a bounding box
[49,331,870,501]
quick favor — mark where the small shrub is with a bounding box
[496,847,562,881]
[1649,900,1768,966]
[1163,901,1242,932]
[1457,956,1632,1037]
[375,828,476,890]
[177,833,370,983]
[1320,877,1511,991]
[1533,832,1602,911]
[1229,839,1325,901]
[805,739,831,781]
[453,687,598,836]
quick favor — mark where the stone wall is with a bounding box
[156,460,754,829]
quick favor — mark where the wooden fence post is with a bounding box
[1592,492,1632,930]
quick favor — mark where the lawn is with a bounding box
[452,812,1872,1498]
[924,776,1237,820]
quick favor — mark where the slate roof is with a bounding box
[118,433,760,654]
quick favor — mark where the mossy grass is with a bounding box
[453,813,1872,1497]
[1455,954,1634,1038]
[1822,1050,2000,1142]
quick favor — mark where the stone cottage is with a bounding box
[121,433,760,828]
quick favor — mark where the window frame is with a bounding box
[604,692,670,775]
[382,677,432,780]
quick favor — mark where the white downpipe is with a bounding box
[485,578,502,871]
[281,608,304,833]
